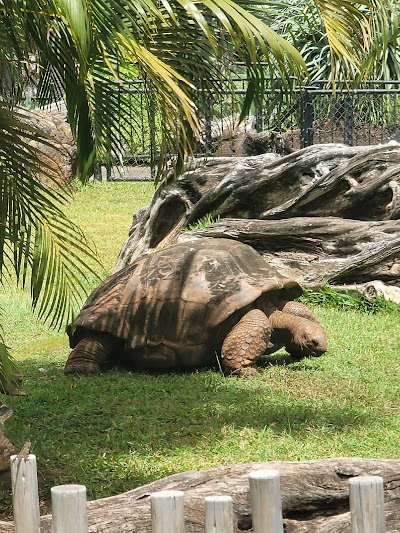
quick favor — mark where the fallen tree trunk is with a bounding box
[1,458,399,532]
[114,143,400,287]
[176,217,400,286]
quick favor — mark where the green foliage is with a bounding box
[0,328,17,394]
[300,286,400,314]
[0,0,308,182]
[267,0,399,83]
[0,103,103,383]
[2,0,396,183]
[183,214,220,232]
[1,182,399,515]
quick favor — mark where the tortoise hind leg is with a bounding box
[221,310,271,377]
[64,333,116,375]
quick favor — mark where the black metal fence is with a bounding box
[104,78,400,180]
[299,80,400,148]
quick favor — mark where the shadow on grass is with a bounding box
[6,355,369,446]
[1,352,375,504]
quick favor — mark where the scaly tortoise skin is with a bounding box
[65,238,327,377]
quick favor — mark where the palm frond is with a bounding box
[0,0,30,102]
[0,102,101,330]
[19,0,311,180]
[55,0,92,76]
[0,321,17,392]
[361,0,399,81]
[315,0,394,83]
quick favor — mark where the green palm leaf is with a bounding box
[315,0,394,82]
[0,325,18,394]
[0,102,101,381]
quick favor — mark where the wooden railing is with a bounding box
[10,454,387,532]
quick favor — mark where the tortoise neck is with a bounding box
[269,310,307,340]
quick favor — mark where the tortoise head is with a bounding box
[286,319,327,360]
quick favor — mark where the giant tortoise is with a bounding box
[65,238,327,376]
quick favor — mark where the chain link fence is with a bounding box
[102,78,400,180]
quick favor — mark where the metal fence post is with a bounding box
[255,94,263,133]
[300,86,315,147]
[106,161,112,180]
[93,164,102,181]
[204,95,213,155]
[344,94,354,145]
[149,93,156,180]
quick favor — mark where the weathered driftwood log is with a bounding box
[177,217,400,286]
[1,458,399,532]
[114,143,400,287]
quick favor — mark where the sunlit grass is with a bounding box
[69,180,155,275]
[1,180,399,515]
[4,305,400,507]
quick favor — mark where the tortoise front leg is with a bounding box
[64,333,116,375]
[221,310,271,377]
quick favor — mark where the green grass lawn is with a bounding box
[1,180,399,515]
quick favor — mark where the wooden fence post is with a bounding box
[10,454,40,533]
[249,470,284,533]
[51,484,88,533]
[151,490,185,533]
[205,495,234,533]
[349,475,386,533]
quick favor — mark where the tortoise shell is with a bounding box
[69,238,302,364]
